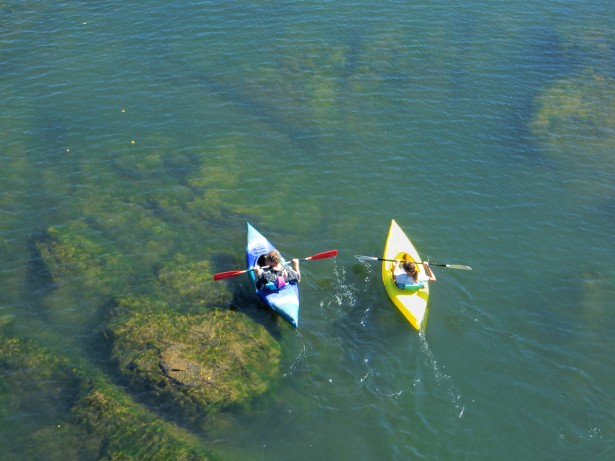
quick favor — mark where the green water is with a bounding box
[1,1,614,459]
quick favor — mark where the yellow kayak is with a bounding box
[382,219,430,331]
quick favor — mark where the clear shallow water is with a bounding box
[1,1,614,460]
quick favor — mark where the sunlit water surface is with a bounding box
[1,1,614,460]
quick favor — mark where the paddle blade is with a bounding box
[445,264,472,271]
[354,255,379,262]
[213,269,249,281]
[305,249,338,261]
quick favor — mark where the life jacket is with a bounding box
[264,275,286,291]
[260,268,289,291]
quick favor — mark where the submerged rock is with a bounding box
[33,224,105,289]
[0,335,215,460]
[0,336,80,425]
[70,384,216,461]
[105,297,281,419]
[531,69,615,199]
[155,253,231,309]
[31,222,137,305]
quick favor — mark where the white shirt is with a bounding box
[394,270,429,286]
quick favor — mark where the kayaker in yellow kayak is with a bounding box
[392,259,436,290]
[254,250,301,290]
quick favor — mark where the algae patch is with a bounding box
[531,69,615,200]
[105,297,281,418]
[0,335,216,460]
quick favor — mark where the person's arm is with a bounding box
[392,260,401,282]
[254,262,272,280]
[423,262,436,281]
[291,259,301,282]
[254,264,265,289]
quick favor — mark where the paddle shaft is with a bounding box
[379,257,438,265]
[355,255,471,270]
[213,249,338,281]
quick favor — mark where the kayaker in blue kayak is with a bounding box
[254,250,301,291]
[392,259,436,290]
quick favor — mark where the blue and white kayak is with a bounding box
[246,223,300,328]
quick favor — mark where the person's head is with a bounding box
[402,261,419,281]
[266,250,282,266]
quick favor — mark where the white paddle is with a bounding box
[354,255,472,270]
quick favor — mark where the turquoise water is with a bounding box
[2,1,614,459]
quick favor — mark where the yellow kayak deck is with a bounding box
[382,219,430,331]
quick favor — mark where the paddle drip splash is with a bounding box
[282,330,308,378]
[318,262,363,321]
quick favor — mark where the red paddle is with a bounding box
[213,249,338,281]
